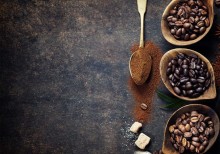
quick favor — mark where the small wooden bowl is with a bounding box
[160,48,216,101]
[162,104,220,154]
[161,0,214,46]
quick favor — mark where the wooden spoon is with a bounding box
[161,0,214,46]
[129,0,152,85]
[162,104,220,154]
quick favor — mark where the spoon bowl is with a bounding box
[160,48,216,101]
[161,0,214,46]
[162,104,220,154]
[129,48,152,85]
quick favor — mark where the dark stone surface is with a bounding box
[0,0,220,153]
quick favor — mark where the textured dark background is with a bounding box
[0,0,220,153]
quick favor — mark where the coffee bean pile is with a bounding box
[166,53,211,98]
[169,111,215,153]
[216,0,220,6]
[167,0,210,41]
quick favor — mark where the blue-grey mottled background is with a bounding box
[0,0,220,153]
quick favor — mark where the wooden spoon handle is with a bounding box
[137,0,147,48]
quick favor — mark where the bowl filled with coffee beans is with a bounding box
[160,48,216,101]
[161,0,214,46]
[162,104,219,154]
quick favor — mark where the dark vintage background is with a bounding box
[0,0,220,153]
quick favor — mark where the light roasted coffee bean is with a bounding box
[169,110,215,154]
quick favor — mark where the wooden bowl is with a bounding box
[162,104,220,154]
[160,48,216,101]
[161,0,214,46]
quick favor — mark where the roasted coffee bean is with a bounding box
[174,87,181,95]
[169,110,215,154]
[185,124,191,132]
[167,0,209,40]
[184,132,192,138]
[191,117,199,123]
[182,138,187,147]
[204,116,211,122]
[208,120,214,127]
[190,34,197,40]
[196,87,203,93]
[200,27,206,34]
[169,125,175,133]
[192,141,200,147]
[202,140,209,146]
[192,137,200,142]
[209,127,215,136]
[167,52,211,98]
[205,18,210,27]
[191,127,199,136]
[140,103,148,110]
[186,82,192,89]
[170,9,177,15]
[191,111,199,117]
[179,146,185,153]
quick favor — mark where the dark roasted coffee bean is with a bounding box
[182,90,187,96]
[187,90,194,96]
[200,27,206,34]
[185,82,192,89]
[174,73,180,79]
[184,34,190,40]
[205,79,211,88]
[202,140,209,146]
[183,22,191,29]
[171,29,176,35]
[196,87,203,93]
[190,78,197,84]
[189,16,195,23]
[174,87,181,95]
[180,77,189,83]
[190,34,197,40]
[183,68,188,76]
[205,18,210,27]
[197,78,205,83]
[167,68,172,75]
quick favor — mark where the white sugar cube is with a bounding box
[135,133,151,149]
[134,151,152,154]
[130,122,142,133]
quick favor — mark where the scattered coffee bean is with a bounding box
[166,53,211,98]
[169,111,215,154]
[166,0,209,41]
[140,103,148,110]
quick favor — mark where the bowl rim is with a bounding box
[159,48,216,101]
